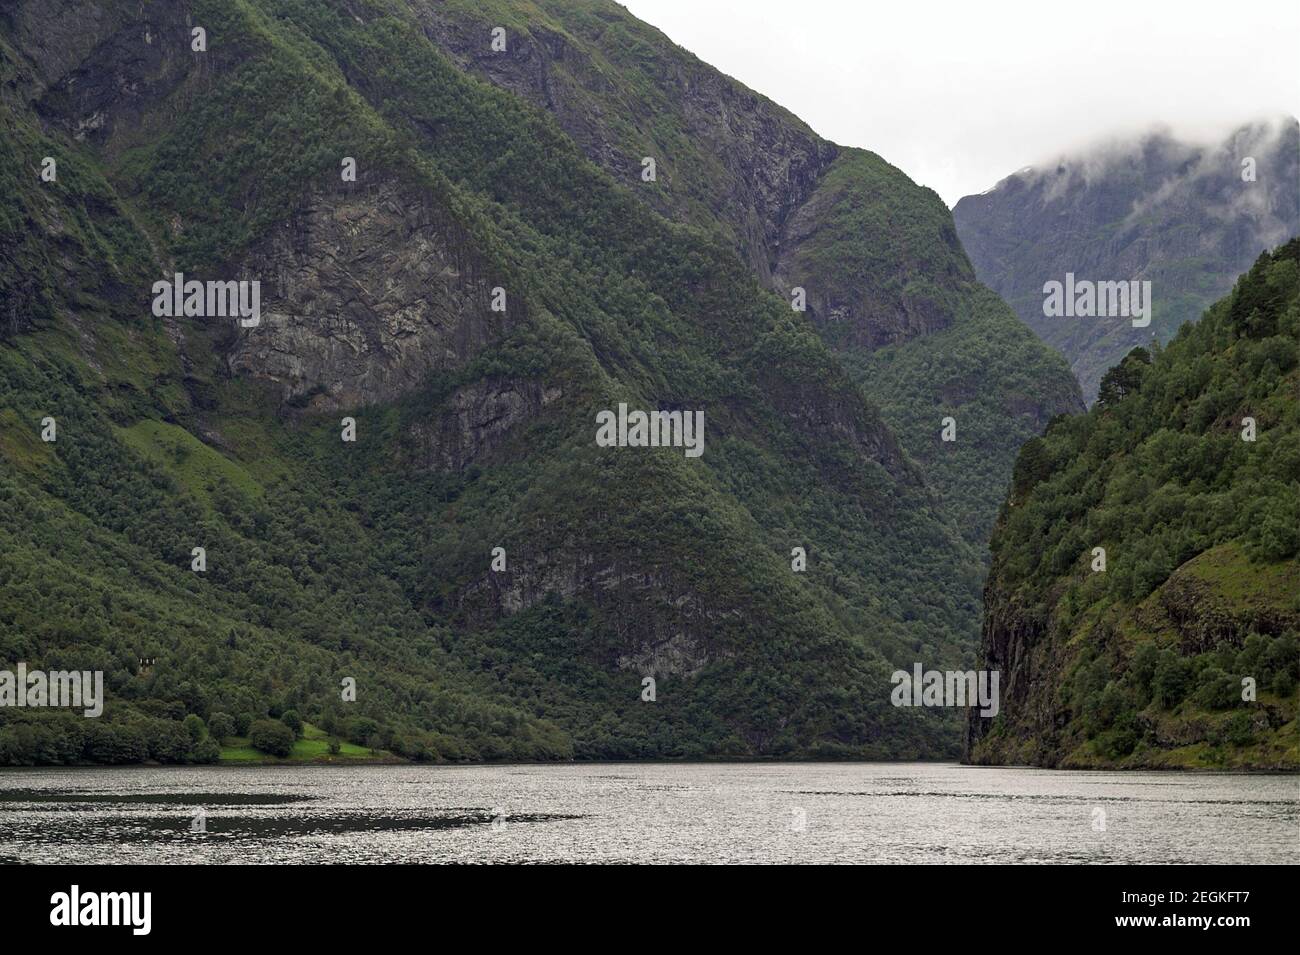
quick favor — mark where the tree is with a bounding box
[183,714,207,744]
[207,713,235,743]
[1248,499,1300,561]
[248,720,295,757]
[1152,655,1194,709]
[346,716,380,746]
[191,736,222,764]
[280,709,303,738]
[1097,347,1151,406]
[147,720,192,763]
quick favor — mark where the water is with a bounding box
[1,762,1296,864]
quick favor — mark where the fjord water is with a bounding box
[1,763,1295,864]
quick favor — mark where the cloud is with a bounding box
[619,0,1300,205]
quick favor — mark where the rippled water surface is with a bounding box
[1,763,1296,863]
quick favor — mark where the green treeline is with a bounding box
[972,240,1300,769]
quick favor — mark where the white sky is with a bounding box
[619,0,1300,205]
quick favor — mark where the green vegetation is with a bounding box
[116,420,264,508]
[767,146,1083,545]
[1,0,1005,765]
[220,722,388,763]
[970,241,1300,769]
[248,719,295,757]
[850,285,1084,544]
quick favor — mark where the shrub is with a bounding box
[191,736,222,764]
[1191,668,1240,710]
[1103,726,1138,760]
[345,716,379,746]
[248,719,295,757]
[1152,655,1194,708]
[183,713,207,743]
[207,712,235,743]
[1223,711,1255,747]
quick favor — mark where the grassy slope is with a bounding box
[219,723,391,763]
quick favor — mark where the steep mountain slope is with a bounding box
[968,241,1300,770]
[0,0,1003,763]
[405,0,1085,544]
[954,118,1300,403]
[787,151,1084,541]
[414,0,835,282]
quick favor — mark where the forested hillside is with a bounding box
[412,0,1085,545]
[969,240,1300,769]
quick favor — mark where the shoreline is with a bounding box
[1,757,1295,773]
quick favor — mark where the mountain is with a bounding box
[968,240,1300,770]
[953,118,1300,403]
[413,0,1085,544]
[0,0,1077,765]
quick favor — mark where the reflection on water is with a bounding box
[0,762,1295,864]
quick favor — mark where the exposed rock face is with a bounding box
[8,0,514,414]
[0,3,173,339]
[462,551,723,678]
[228,182,509,411]
[953,118,1300,402]
[965,583,1056,760]
[616,629,711,680]
[10,0,205,152]
[409,0,838,282]
[970,549,1300,768]
[407,378,562,471]
[1155,573,1300,657]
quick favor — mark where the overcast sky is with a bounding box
[619,0,1300,205]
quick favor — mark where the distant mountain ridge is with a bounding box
[953,117,1300,402]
